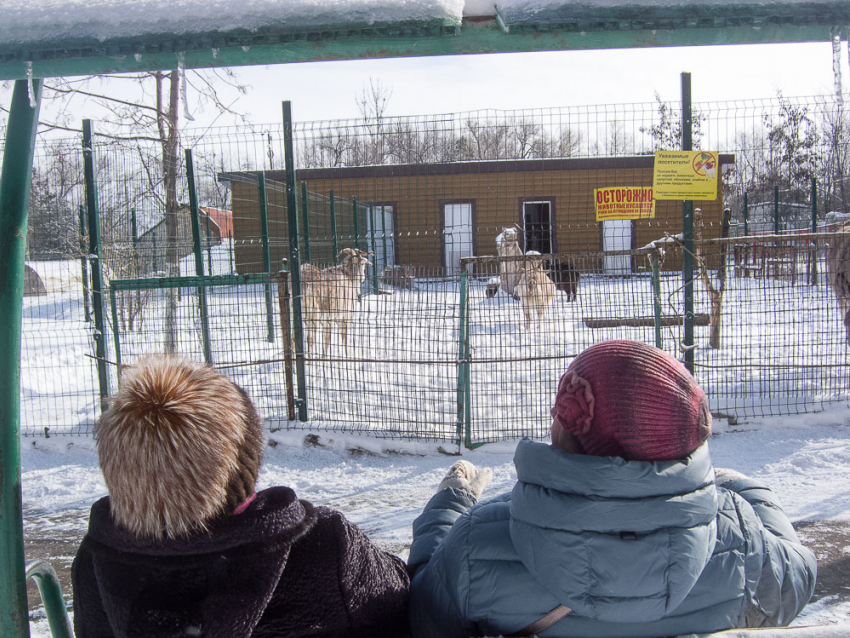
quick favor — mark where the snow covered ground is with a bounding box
[22,403,850,635]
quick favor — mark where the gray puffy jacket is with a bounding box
[408,439,816,638]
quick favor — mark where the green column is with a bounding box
[79,205,91,323]
[743,192,749,236]
[774,185,780,234]
[0,78,42,638]
[258,173,275,343]
[329,189,339,263]
[301,181,311,263]
[283,101,308,421]
[681,72,695,374]
[83,120,111,403]
[185,149,213,362]
[369,205,379,294]
[811,178,818,286]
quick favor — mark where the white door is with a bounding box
[443,203,473,276]
[603,219,631,275]
[366,205,395,268]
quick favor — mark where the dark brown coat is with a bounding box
[72,486,409,638]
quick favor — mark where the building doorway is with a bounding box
[522,200,553,254]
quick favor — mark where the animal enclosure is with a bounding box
[14,93,850,443]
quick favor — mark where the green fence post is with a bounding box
[681,73,695,374]
[329,190,339,263]
[811,178,818,286]
[0,77,41,638]
[380,204,389,268]
[258,173,275,343]
[83,119,112,403]
[109,287,122,375]
[228,230,234,275]
[300,181,311,263]
[743,192,749,236]
[283,101,308,421]
[185,149,213,363]
[369,205,379,294]
[456,269,468,448]
[774,185,780,235]
[352,196,360,252]
[205,208,213,274]
[79,205,91,323]
[651,253,663,349]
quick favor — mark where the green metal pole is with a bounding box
[811,177,818,286]
[25,560,73,638]
[185,149,213,363]
[352,196,360,251]
[369,205,379,294]
[652,255,663,349]
[83,119,111,404]
[456,269,468,448]
[228,230,234,275]
[681,72,695,374]
[109,287,122,373]
[258,173,275,343]
[283,101,308,421]
[0,77,41,638]
[300,181,311,263]
[743,192,749,236]
[205,208,212,274]
[774,185,780,234]
[380,204,389,268]
[79,205,91,323]
[329,189,339,263]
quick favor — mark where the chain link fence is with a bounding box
[14,92,850,441]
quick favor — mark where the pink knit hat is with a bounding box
[551,340,711,461]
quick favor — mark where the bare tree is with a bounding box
[693,207,731,349]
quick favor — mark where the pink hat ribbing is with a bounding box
[551,340,711,461]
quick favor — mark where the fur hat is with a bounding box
[551,340,711,461]
[96,355,264,539]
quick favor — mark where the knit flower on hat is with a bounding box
[553,370,595,435]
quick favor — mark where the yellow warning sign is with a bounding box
[594,187,655,221]
[652,151,719,200]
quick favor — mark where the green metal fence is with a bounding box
[12,93,850,444]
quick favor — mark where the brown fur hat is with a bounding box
[96,355,264,539]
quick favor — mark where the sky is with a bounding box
[218,40,845,125]
[1,39,847,132]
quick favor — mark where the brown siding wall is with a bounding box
[228,160,726,275]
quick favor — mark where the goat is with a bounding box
[515,251,556,330]
[496,227,523,300]
[300,248,372,355]
[827,220,850,345]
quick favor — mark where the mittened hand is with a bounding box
[437,460,493,500]
[714,467,748,486]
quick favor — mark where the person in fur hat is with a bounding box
[408,340,817,638]
[72,354,409,638]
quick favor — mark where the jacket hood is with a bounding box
[509,439,718,623]
[80,486,317,637]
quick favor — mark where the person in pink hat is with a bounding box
[408,340,816,638]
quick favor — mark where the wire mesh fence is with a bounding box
[14,92,850,441]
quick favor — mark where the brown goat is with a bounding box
[301,248,372,355]
[515,252,556,330]
[827,220,850,345]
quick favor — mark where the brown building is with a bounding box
[220,154,733,277]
